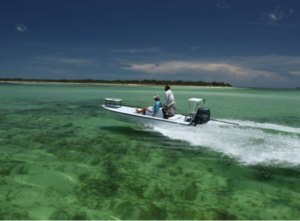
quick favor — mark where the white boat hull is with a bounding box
[101,98,238,127]
[101,104,191,127]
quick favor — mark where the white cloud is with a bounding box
[261,6,293,23]
[217,1,230,10]
[290,71,300,76]
[122,61,284,81]
[191,46,201,50]
[37,68,67,75]
[227,55,300,71]
[113,47,161,53]
[15,24,28,32]
[33,56,96,66]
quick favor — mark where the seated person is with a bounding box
[136,95,163,117]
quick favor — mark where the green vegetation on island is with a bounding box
[0,78,232,87]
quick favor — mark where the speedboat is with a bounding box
[101,98,212,127]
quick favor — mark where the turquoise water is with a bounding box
[1,83,300,220]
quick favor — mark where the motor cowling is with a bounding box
[193,108,210,125]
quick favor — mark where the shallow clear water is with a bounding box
[1,83,300,220]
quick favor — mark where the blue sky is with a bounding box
[1,0,300,88]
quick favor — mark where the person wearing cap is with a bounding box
[136,95,162,117]
[164,84,176,118]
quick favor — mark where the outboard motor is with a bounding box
[192,108,210,126]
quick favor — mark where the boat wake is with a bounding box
[221,119,300,134]
[151,119,300,167]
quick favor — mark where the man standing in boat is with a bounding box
[164,85,176,118]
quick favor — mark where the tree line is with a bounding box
[0,78,232,87]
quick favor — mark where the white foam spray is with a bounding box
[220,119,300,134]
[151,120,300,167]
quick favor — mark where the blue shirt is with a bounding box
[153,101,163,115]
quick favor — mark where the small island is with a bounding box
[0,78,232,87]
